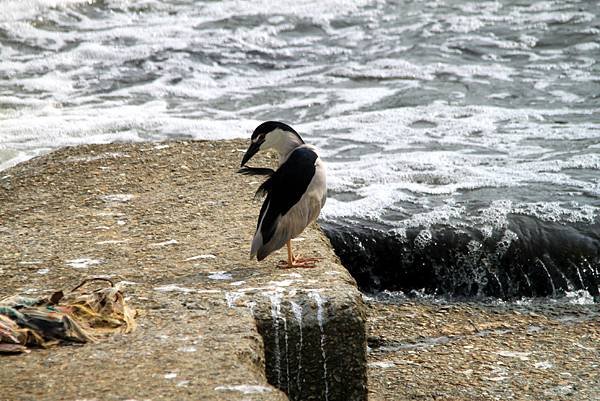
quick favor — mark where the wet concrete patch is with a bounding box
[366,299,599,401]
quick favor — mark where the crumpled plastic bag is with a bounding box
[0,278,137,354]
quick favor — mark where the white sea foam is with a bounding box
[563,290,595,305]
[311,104,600,227]
[0,0,597,232]
[199,0,375,21]
[0,0,93,22]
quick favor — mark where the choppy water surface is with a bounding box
[1,0,599,298]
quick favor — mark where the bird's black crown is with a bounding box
[251,121,303,143]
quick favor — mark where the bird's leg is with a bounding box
[277,240,319,268]
[292,241,323,264]
[281,240,322,269]
[277,241,296,269]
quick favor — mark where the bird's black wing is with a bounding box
[236,166,275,177]
[256,147,318,244]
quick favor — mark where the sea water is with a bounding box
[1,0,598,298]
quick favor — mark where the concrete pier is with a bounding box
[0,140,367,401]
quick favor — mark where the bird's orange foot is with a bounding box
[298,255,322,261]
[277,256,321,269]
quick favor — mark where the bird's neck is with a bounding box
[273,133,304,165]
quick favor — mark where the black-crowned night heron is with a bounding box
[239,121,327,268]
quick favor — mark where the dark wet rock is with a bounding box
[323,217,600,299]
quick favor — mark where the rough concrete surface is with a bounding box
[367,298,599,401]
[0,140,367,401]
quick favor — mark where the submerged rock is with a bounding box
[323,217,600,299]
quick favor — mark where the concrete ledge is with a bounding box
[253,278,366,401]
[0,140,367,401]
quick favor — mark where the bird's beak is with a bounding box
[240,141,261,167]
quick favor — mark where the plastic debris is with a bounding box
[0,278,137,354]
